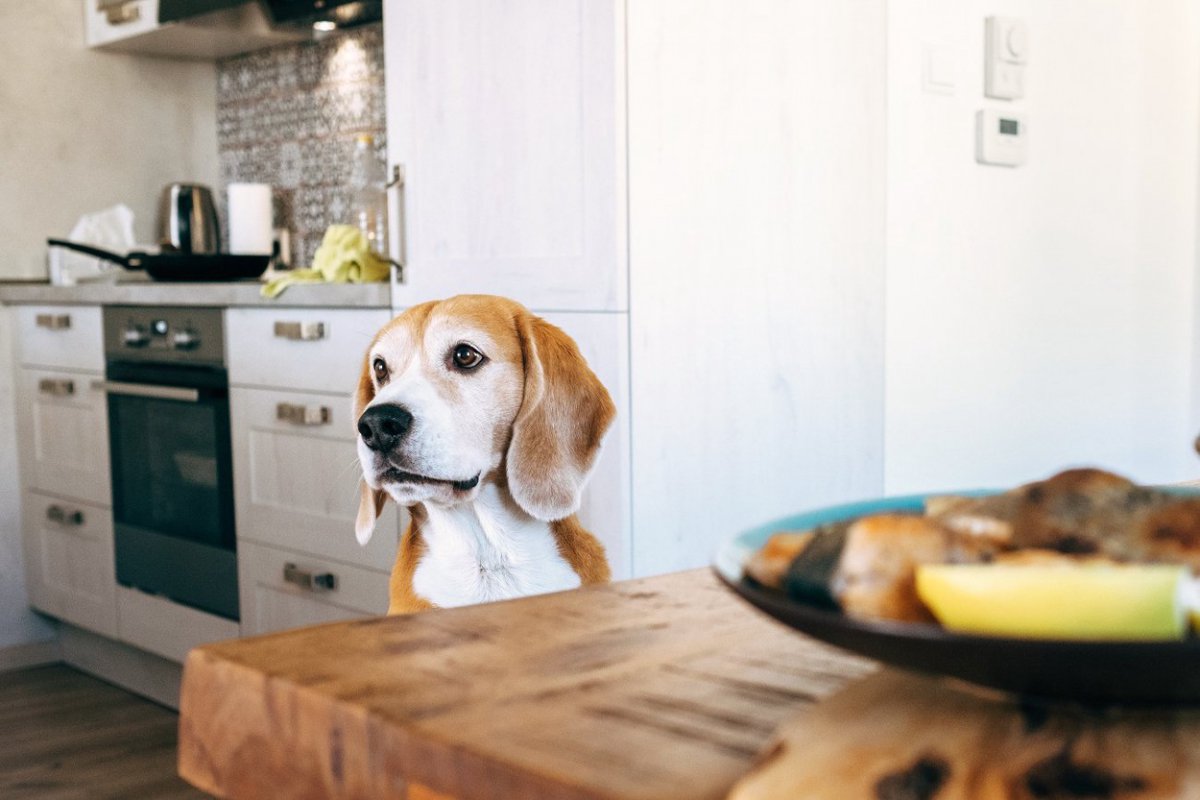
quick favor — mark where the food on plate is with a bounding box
[746,467,1200,635]
[915,563,1188,640]
[782,515,997,623]
[744,531,813,589]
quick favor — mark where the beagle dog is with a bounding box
[354,294,614,614]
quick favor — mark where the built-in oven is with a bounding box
[99,306,238,621]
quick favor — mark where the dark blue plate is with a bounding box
[712,489,1200,705]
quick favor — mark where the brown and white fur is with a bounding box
[353,295,613,614]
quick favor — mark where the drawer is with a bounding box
[16,305,104,371]
[16,368,111,504]
[230,386,402,570]
[22,490,117,638]
[116,586,240,663]
[238,541,390,636]
[226,307,391,394]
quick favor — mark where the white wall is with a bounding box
[885,0,1200,493]
[628,0,887,575]
[0,0,218,279]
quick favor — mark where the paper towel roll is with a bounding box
[228,183,273,255]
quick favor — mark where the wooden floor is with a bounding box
[0,664,210,800]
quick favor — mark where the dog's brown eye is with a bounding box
[372,357,388,382]
[451,343,485,370]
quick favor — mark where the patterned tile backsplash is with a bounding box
[217,24,386,268]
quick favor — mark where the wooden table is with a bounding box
[180,569,1200,800]
[178,569,874,800]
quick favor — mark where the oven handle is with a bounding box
[91,380,201,403]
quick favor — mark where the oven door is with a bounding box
[102,361,239,620]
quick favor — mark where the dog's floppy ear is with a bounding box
[356,479,387,545]
[354,353,388,545]
[507,311,615,521]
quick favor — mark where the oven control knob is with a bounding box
[122,326,149,347]
[172,328,200,350]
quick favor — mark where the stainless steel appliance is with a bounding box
[99,306,238,620]
[158,183,221,254]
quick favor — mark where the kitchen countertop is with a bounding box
[0,278,392,308]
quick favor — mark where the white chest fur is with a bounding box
[411,485,582,608]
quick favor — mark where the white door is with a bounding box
[385,0,626,312]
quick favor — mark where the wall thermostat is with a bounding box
[975,109,1027,167]
[985,16,1027,100]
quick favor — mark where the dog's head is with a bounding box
[354,294,615,544]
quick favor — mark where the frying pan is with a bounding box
[48,238,270,282]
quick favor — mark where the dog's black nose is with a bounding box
[357,404,413,452]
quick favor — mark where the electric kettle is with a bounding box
[158,183,221,254]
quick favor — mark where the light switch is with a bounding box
[975,109,1028,167]
[985,17,1027,100]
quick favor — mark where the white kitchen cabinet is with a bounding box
[384,0,626,311]
[16,305,104,372]
[116,586,239,663]
[16,367,111,506]
[383,0,888,577]
[230,385,402,571]
[226,307,393,395]
[625,1,887,574]
[21,489,117,638]
[238,540,390,636]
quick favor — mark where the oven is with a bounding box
[100,306,238,621]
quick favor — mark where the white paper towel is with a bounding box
[228,183,273,255]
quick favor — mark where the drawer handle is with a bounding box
[38,378,75,397]
[283,563,337,592]
[276,403,332,426]
[35,314,71,331]
[46,505,85,527]
[98,0,140,25]
[273,321,326,341]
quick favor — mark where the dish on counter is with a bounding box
[712,468,1200,704]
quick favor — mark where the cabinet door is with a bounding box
[230,386,402,571]
[16,368,111,504]
[385,0,625,311]
[238,541,390,636]
[22,490,117,638]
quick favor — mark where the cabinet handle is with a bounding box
[276,403,332,426]
[283,563,337,592]
[98,0,140,25]
[35,314,71,331]
[46,505,85,527]
[387,163,406,284]
[38,378,75,397]
[273,321,326,341]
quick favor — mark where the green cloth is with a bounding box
[261,225,390,298]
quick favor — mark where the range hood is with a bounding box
[87,0,307,59]
[258,1,383,30]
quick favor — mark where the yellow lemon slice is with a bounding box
[915,564,1188,641]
